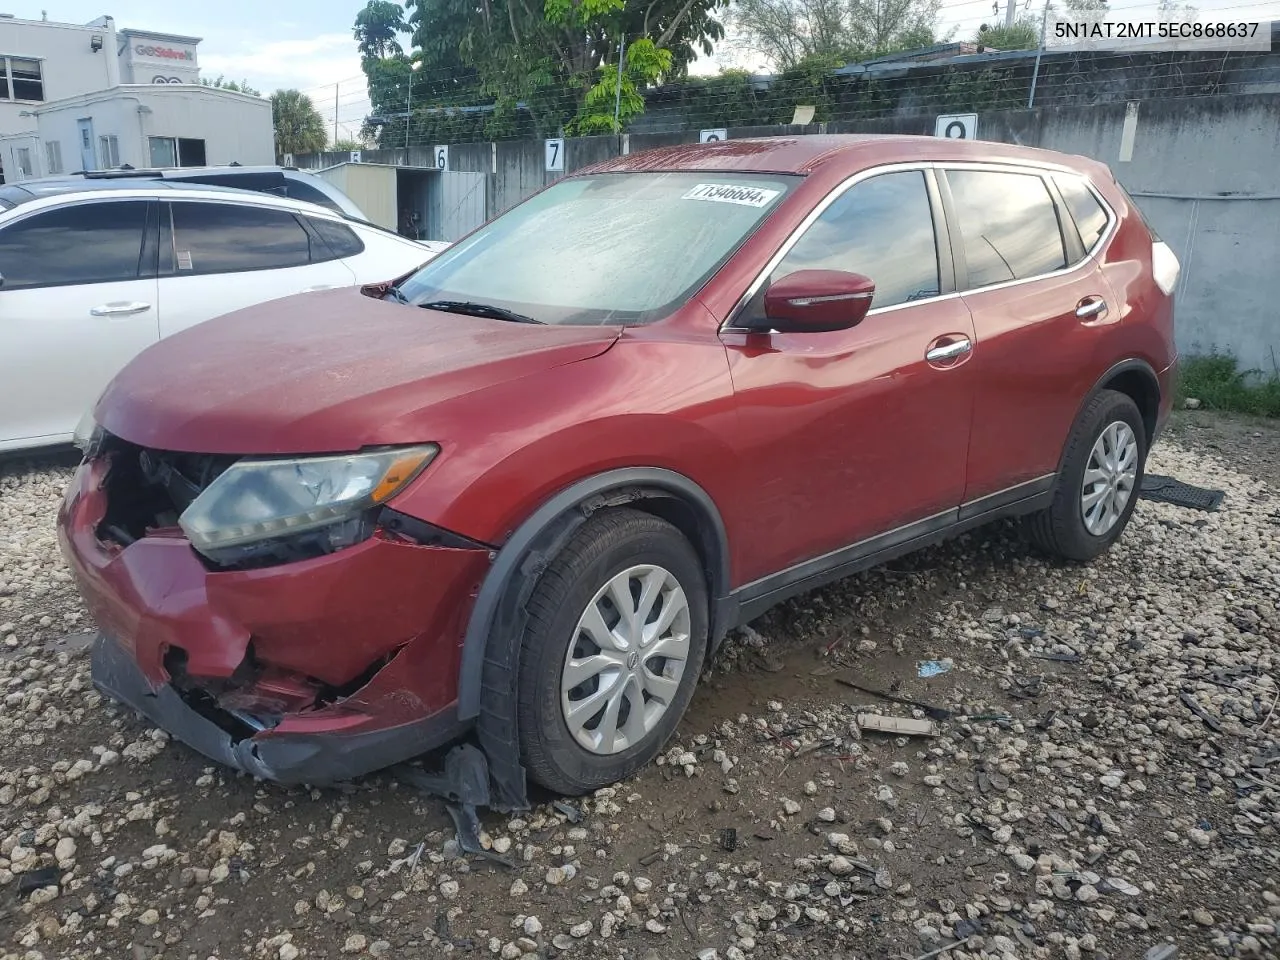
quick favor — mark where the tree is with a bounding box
[332,137,367,151]
[200,75,261,96]
[271,90,328,155]
[726,0,940,71]
[395,0,731,136]
[976,19,1040,49]
[355,1,408,60]
[1157,0,1196,21]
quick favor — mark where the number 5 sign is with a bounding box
[545,138,564,172]
[432,145,449,170]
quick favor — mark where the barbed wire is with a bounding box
[285,5,1278,146]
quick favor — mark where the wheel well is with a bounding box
[1101,367,1159,442]
[581,486,729,606]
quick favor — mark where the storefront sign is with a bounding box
[134,44,195,61]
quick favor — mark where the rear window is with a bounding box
[1054,174,1110,251]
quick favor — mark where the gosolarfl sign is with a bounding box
[134,43,195,61]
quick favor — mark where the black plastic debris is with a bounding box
[394,745,515,868]
[719,827,738,852]
[18,867,60,896]
[1140,474,1225,511]
[552,800,582,823]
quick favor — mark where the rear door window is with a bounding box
[946,170,1067,288]
[169,202,313,275]
[1054,174,1110,251]
[0,200,149,289]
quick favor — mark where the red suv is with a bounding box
[58,136,1179,804]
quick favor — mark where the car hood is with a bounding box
[97,287,622,455]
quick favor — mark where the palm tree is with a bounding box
[271,90,328,155]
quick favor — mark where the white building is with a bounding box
[0,13,273,181]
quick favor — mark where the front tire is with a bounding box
[516,508,709,795]
[1026,389,1147,561]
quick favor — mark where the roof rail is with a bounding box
[81,167,165,179]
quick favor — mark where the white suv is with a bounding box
[0,181,448,453]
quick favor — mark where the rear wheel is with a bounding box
[516,508,708,795]
[1026,389,1146,561]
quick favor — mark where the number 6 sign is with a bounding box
[433,145,449,170]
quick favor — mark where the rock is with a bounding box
[1184,397,1202,409]
[829,856,855,876]
[138,909,160,925]
[439,879,460,898]
[645,919,667,934]
[1194,908,1215,926]
[342,934,368,953]
[781,798,802,815]
[817,807,836,822]
[279,946,300,960]
[552,934,574,950]
[569,920,592,938]
[54,837,76,862]
[523,916,542,936]
[369,941,391,956]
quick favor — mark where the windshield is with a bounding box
[395,171,799,325]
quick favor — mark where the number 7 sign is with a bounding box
[545,138,565,172]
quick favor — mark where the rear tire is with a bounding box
[1026,389,1146,562]
[516,508,708,795]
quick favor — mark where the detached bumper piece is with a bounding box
[92,633,456,785]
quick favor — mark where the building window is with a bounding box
[149,137,207,168]
[44,141,62,176]
[1,57,44,102]
[14,147,33,178]
[99,135,120,168]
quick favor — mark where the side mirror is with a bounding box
[758,269,875,333]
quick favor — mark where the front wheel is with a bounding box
[1026,389,1147,561]
[516,508,709,795]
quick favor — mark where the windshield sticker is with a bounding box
[682,183,781,208]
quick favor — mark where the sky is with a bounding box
[13,0,1280,141]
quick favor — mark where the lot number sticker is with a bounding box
[545,138,565,172]
[433,145,449,170]
[682,183,780,208]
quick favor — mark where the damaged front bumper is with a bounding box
[59,457,491,786]
[91,633,466,784]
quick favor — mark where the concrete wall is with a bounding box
[292,92,1280,368]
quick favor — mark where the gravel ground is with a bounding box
[0,417,1277,960]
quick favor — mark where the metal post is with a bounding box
[1028,2,1051,108]
[405,73,413,149]
[1005,0,1017,27]
[334,83,339,146]
[613,33,625,133]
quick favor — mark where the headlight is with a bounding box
[72,409,103,458]
[179,445,438,559]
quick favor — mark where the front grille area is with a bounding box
[96,436,238,548]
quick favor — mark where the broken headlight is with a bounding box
[178,445,438,563]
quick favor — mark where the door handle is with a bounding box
[925,338,972,363]
[1076,297,1108,319]
[90,302,151,317]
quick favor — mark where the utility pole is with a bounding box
[613,33,625,133]
[1005,0,1017,27]
[334,83,339,147]
[1028,1,1051,107]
